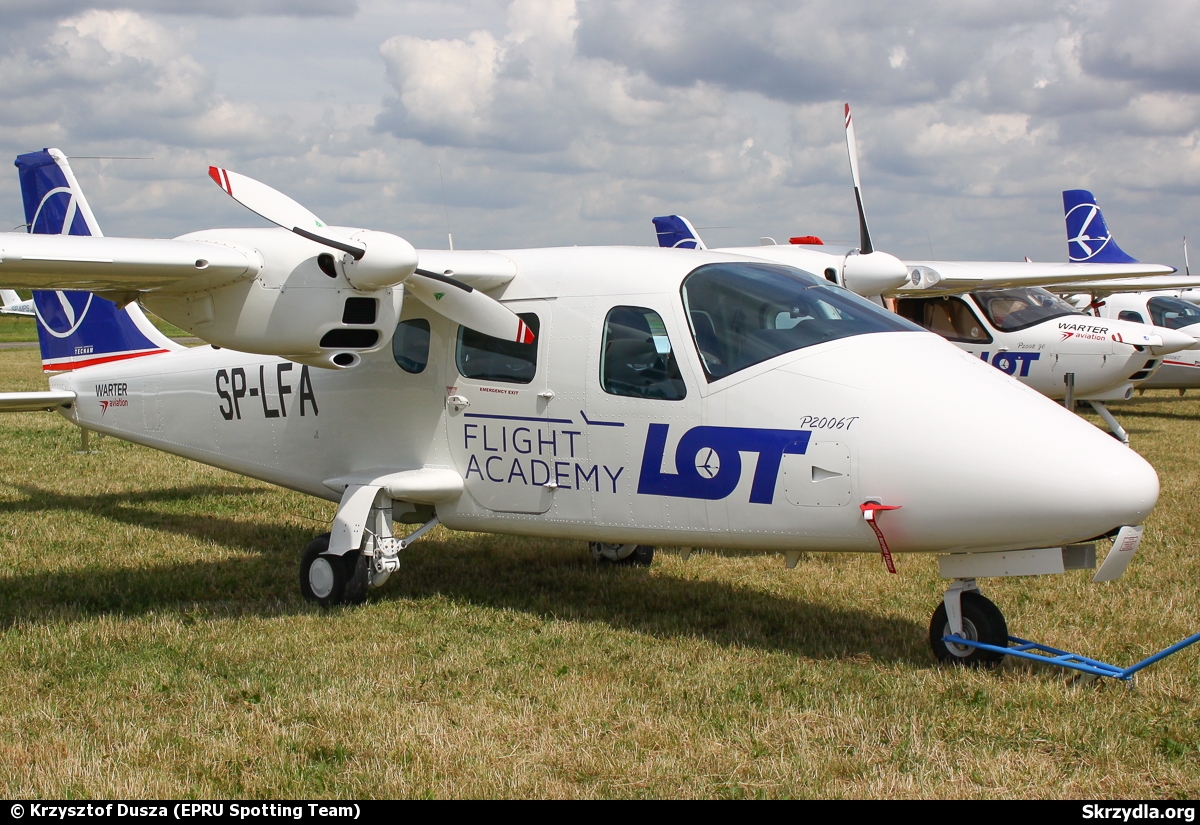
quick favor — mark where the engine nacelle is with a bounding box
[143,228,404,369]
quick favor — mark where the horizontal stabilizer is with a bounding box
[0,390,75,412]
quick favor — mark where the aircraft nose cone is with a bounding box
[788,333,1159,554]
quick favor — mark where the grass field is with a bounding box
[0,347,1197,798]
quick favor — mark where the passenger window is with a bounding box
[1118,310,1145,324]
[896,296,993,344]
[392,318,431,374]
[601,306,686,400]
[456,313,540,383]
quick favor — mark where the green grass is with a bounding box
[0,347,1196,798]
[0,296,188,342]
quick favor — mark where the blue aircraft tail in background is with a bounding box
[652,215,707,250]
[14,148,180,372]
[1063,189,1140,264]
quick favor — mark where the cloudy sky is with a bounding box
[1,0,1197,265]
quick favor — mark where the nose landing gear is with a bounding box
[930,582,1008,667]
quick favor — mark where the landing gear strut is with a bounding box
[930,579,1008,667]
[590,542,654,567]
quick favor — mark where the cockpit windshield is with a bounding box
[1147,296,1200,330]
[680,262,921,380]
[971,287,1080,332]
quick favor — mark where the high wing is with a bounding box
[1048,274,1200,299]
[891,261,1176,295]
[0,232,261,292]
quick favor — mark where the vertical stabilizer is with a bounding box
[652,215,707,250]
[1063,190,1139,264]
[13,148,181,372]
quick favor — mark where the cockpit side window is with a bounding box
[1148,296,1200,330]
[680,262,920,381]
[895,296,993,344]
[600,306,686,400]
[456,313,540,383]
[392,318,431,373]
[971,287,1079,332]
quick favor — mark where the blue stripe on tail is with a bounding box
[1063,189,1139,264]
[14,149,177,372]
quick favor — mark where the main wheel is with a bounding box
[589,542,654,567]
[929,591,1008,667]
[299,533,363,607]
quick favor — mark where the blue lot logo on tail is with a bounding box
[14,148,177,371]
[652,215,707,250]
[33,291,93,339]
[638,424,812,504]
[1063,189,1139,264]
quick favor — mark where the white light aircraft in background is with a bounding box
[654,108,1195,440]
[0,148,1163,667]
[0,289,33,317]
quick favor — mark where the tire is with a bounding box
[300,533,348,607]
[929,591,1008,667]
[341,550,369,605]
[589,542,655,567]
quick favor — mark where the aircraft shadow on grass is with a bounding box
[0,484,927,665]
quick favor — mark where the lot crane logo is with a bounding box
[639,424,812,504]
[1066,202,1112,262]
[32,290,93,339]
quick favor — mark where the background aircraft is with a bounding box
[0,148,1161,668]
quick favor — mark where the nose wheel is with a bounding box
[589,542,655,567]
[930,589,1008,667]
[300,532,369,607]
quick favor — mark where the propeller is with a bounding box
[844,103,873,255]
[837,104,908,296]
[208,166,533,343]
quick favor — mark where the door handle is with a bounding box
[446,394,469,413]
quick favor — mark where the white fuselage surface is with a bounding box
[49,247,1157,558]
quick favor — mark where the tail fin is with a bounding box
[1063,190,1139,264]
[652,215,707,250]
[13,148,181,372]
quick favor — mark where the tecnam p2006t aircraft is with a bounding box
[0,149,1160,668]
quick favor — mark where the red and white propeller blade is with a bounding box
[844,103,874,255]
[208,166,366,260]
[407,270,534,344]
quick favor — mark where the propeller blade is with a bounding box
[208,166,366,260]
[406,269,534,344]
[844,103,874,255]
[1186,236,1191,278]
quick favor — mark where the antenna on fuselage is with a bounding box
[439,161,453,251]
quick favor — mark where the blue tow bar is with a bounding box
[942,632,1200,681]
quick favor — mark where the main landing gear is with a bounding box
[300,533,369,607]
[589,542,655,567]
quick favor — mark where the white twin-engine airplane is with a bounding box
[0,148,1162,669]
